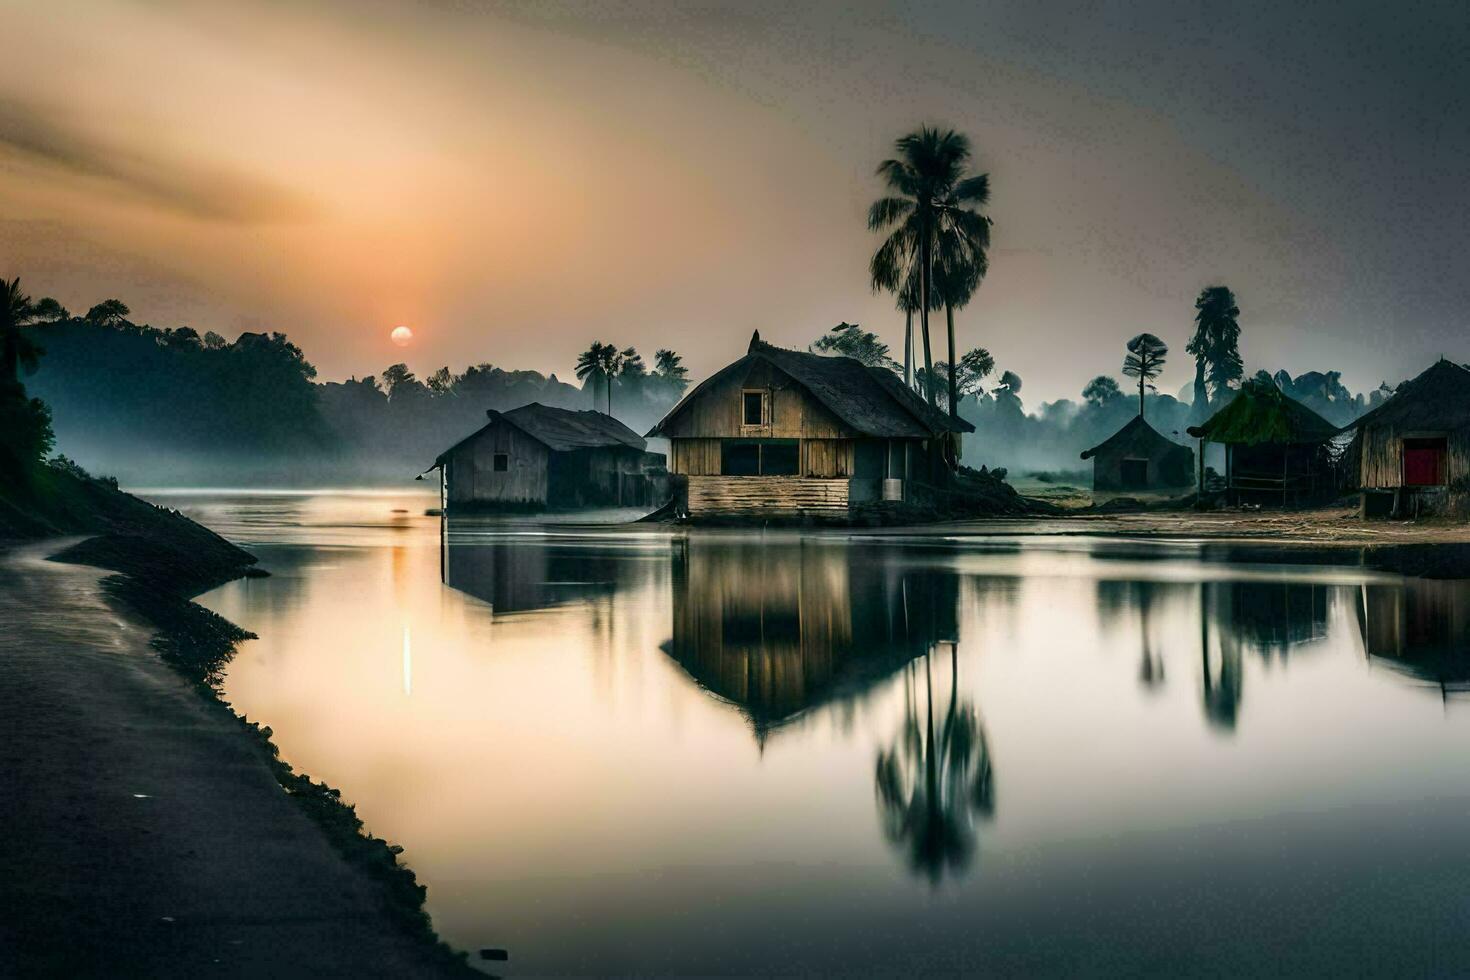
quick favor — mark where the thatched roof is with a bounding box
[1186,379,1339,445]
[1080,415,1186,460]
[647,331,973,439]
[432,402,647,467]
[1348,359,1470,433]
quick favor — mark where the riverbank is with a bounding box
[0,466,473,977]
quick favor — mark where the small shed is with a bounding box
[646,331,973,518]
[1080,415,1194,491]
[1187,379,1339,507]
[1346,359,1470,517]
[427,402,666,511]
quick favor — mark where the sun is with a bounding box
[390,325,414,347]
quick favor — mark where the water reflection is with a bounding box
[1362,579,1470,699]
[181,493,1470,975]
[874,647,994,884]
[662,538,958,740]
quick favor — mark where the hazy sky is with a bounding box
[3,0,1466,403]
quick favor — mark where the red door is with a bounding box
[1402,439,1446,486]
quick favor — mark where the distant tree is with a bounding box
[32,297,69,322]
[618,347,646,379]
[810,321,894,368]
[1186,286,1242,407]
[202,330,228,350]
[925,347,995,401]
[870,127,989,413]
[994,370,1022,396]
[1,277,42,383]
[162,326,202,350]
[575,341,621,415]
[380,362,418,398]
[1253,369,1277,387]
[426,366,458,395]
[653,349,690,394]
[1121,333,1168,418]
[84,298,131,327]
[1082,375,1123,408]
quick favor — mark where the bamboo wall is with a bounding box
[1360,425,1470,489]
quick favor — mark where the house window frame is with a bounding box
[493,453,510,473]
[741,389,768,428]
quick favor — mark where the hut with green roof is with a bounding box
[1186,379,1340,506]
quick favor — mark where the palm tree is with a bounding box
[933,183,992,419]
[1121,333,1168,418]
[574,341,622,415]
[653,349,690,395]
[869,127,991,417]
[1187,286,1242,412]
[1,277,42,384]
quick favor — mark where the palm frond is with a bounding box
[867,196,914,231]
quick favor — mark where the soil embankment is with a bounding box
[0,469,473,977]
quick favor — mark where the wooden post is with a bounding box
[1197,438,1205,504]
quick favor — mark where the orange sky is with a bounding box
[3,1,1466,403]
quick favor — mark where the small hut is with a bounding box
[1080,415,1194,492]
[1187,379,1339,506]
[426,403,666,511]
[646,331,973,518]
[1345,359,1470,517]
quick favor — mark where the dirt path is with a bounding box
[0,542,462,978]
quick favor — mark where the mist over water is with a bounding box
[166,491,1470,975]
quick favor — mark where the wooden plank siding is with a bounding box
[1360,425,1470,489]
[658,361,855,443]
[445,423,549,506]
[686,476,849,517]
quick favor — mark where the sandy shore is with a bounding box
[0,541,467,978]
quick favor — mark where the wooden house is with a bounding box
[427,402,666,511]
[1345,359,1470,517]
[1187,379,1339,507]
[646,331,974,518]
[1080,415,1194,492]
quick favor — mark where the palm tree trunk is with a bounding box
[920,235,935,408]
[606,374,613,416]
[904,309,913,389]
[945,300,958,420]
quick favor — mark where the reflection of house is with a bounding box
[646,332,972,518]
[1361,579,1470,697]
[1344,360,1470,518]
[427,403,666,511]
[442,532,650,615]
[664,539,959,737]
[1187,379,1339,507]
[1080,416,1194,492]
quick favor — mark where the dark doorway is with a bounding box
[721,440,799,476]
[1403,437,1447,486]
[1120,458,1148,489]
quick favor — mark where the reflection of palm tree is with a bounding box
[1200,583,1243,729]
[874,647,993,883]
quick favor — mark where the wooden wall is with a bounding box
[1360,425,1470,489]
[660,360,855,441]
[445,421,548,505]
[686,476,850,517]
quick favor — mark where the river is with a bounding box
[147,489,1470,976]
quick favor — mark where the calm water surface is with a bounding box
[151,490,1470,976]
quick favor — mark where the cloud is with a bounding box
[0,98,315,224]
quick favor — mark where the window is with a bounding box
[1403,437,1447,486]
[720,440,798,476]
[493,453,509,472]
[742,390,765,426]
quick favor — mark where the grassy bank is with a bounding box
[2,461,474,975]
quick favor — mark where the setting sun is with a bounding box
[390,325,413,347]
